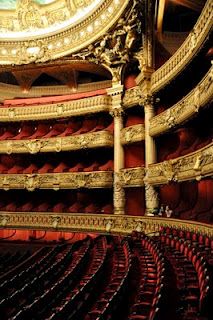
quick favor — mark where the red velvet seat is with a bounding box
[53,162,69,173]
[52,203,67,213]
[28,124,49,139]
[23,164,38,174]
[42,123,66,139]
[84,203,99,213]
[73,118,97,135]
[13,125,35,140]
[18,202,34,212]
[58,120,82,137]
[100,203,113,214]
[5,202,17,211]
[0,163,9,173]
[98,160,113,171]
[33,202,51,212]
[7,164,24,174]
[38,163,54,174]
[67,202,84,213]
[68,163,84,172]
[83,161,99,172]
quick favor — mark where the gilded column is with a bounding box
[144,95,159,215]
[107,84,125,215]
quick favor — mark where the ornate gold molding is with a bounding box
[150,0,213,93]
[147,142,213,185]
[123,86,144,108]
[121,124,145,145]
[150,67,213,136]
[0,130,113,154]
[0,95,111,122]
[0,80,112,102]
[120,167,145,187]
[0,214,212,237]
[0,0,130,65]
[0,171,113,191]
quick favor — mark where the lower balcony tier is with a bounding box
[0,214,212,237]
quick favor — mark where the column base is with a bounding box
[114,208,125,215]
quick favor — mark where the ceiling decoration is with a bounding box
[0,0,129,66]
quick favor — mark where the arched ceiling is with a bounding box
[0,0,129,65]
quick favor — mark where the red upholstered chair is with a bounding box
[18,202,34,212]
[0,129,15,140]
[100,203,113,214]
[23,164,38,174]
[28,123,50,139]
[33,202,51,212]
[83,161,99,172]
[52,202,67,213]
[84,203,100,213]
[73,118,97,135]
[105,121,114,132]
[58,120,82,137]
[13,124,35,140]
[7,164,24,174]
[68,163,84,172]
[53,162,69,173]
[67,202,84,213]
[42,123,66,139]
[0,163,9,173]
[38,163,54,174]
[99,159,113,171]
[5,202,17,211]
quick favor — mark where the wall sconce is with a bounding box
[52,216,61,229]
[105,219,113,233]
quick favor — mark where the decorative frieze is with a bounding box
[123,86,144,108]
[0,213,212,238]
[150,0,213,93]
[121,124,145,144]
[0,95,111,122]
[0,130,113,154]
[0,171,113,191]
[119,167,145,187]
[150,67,213,136]
[147,142,213,185]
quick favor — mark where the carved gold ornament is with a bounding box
[119,167,145,187]
[121,124,145,144]
[0,172,113,190]
[147,142,213,185]
[0,0,130,65]
[0,130,113,154]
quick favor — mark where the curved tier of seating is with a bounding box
[0,231,212,320]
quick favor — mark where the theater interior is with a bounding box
[0,0,212,319]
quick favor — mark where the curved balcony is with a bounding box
[120,167,145,187]
[150,0,213,93]
[147,142,213,185]
[0,171,113,191]
[123,86,142,108]
[0,130,113,154]
[0,214,212,237]
[121,124,145,145]
[0,95,111,122]
[150,66,213,136]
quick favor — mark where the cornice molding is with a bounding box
[0,171,113,191]
[150,0,213,93]
[0,0,130,65]
[0,130,113,154]
[120,167,145,187]
[150,66,213,136]
[147,142,213,185]
[0,95,111,122]
[0,214,212,237]
[121,124,145,145]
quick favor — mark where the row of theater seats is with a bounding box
[0,154,113,174]
[0,231,212,320]
[0,116,113,141]
[159,178,213,223]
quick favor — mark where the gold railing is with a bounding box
[0,95,111,122]
[0,130,113,154]
[0,214,212,237]
[147,142,213,185]
[150,66,213,136]
[150,0,213,93]
[0,171,113,191]
[121,124,145,144]
[120,167,145,187]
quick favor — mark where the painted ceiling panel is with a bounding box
[0,0,55,10]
